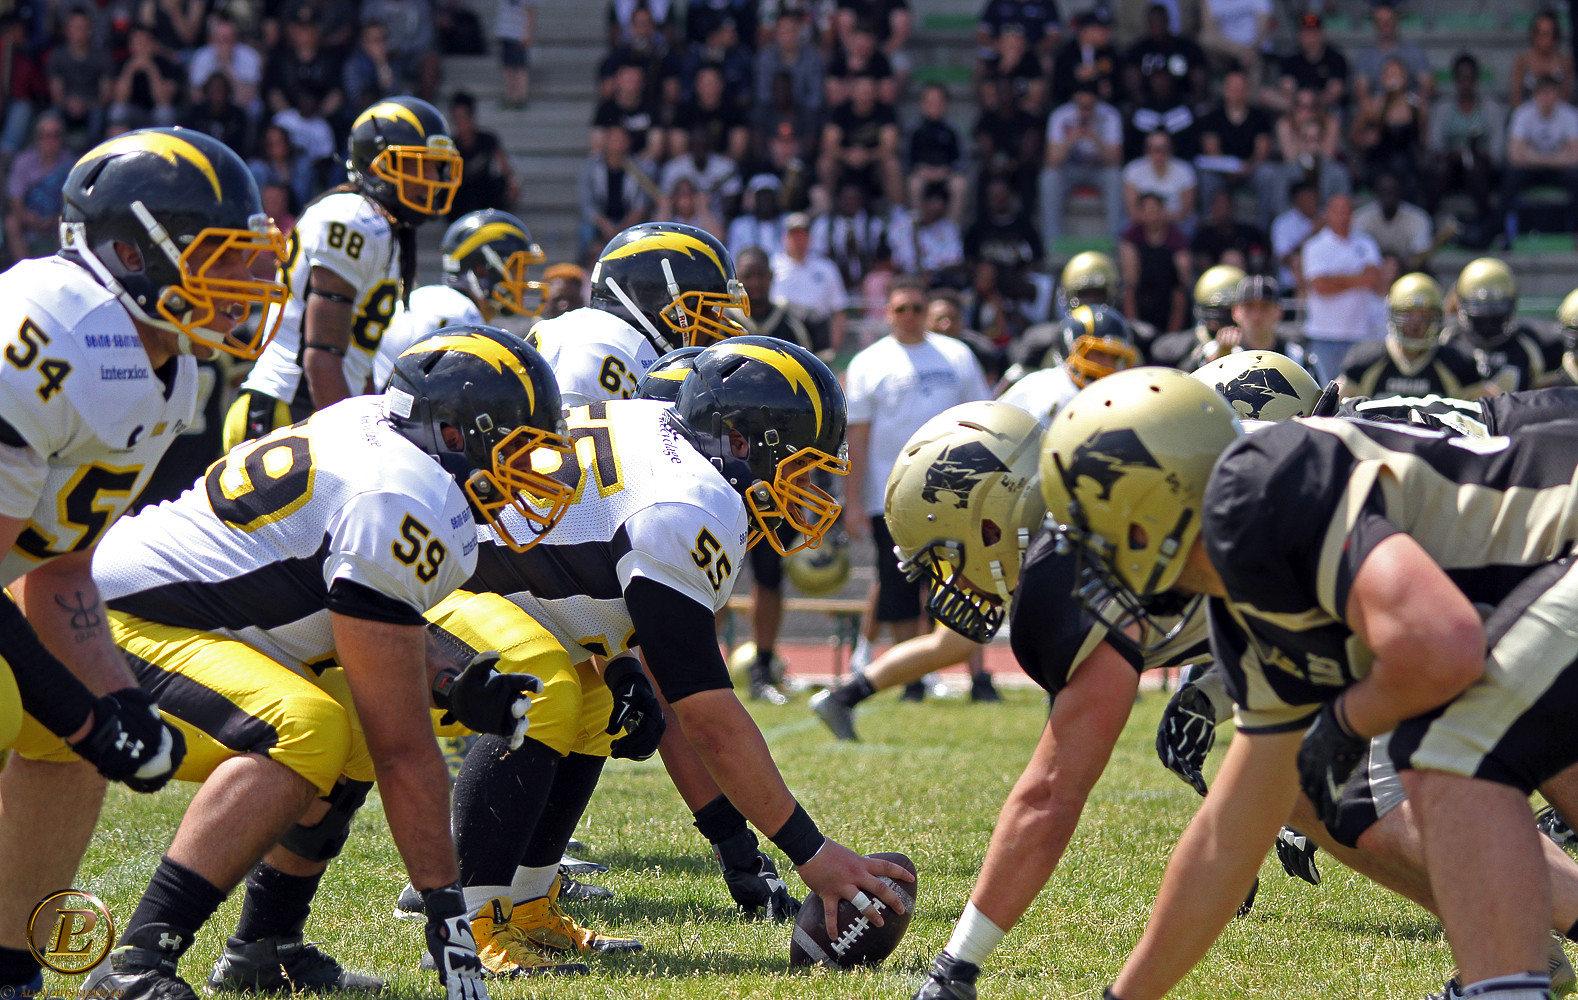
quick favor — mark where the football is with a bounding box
[788,853,918,968]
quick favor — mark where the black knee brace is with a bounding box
[278,779,372,863]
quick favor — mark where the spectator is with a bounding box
[964,175,1042,274]
[771,211,848,349]
[1125,60,1196,162]
[687,0,757,51]
[449,90,518,219]
[973,73,1040,206]
[662,121,741,217]
[342,21,396,116]
[50,8,113,145]
[188,17,262,111]
[914,181,964,279]
[835,0,911,75]
[1505,74,1578,237]
[263,6,344,119]
[1301,192,1384,378]
[103,103,151,139]
[906,83,967,222]
[1271,12,1347,114]
[607,0,674,48]
[1353,171,1433,269]
[671,63,749,161]
[726,174,785,256]
[261,180,299,236]
[984,23,1043,114]
[1350,55,1427,195]
[184,72,250,157]
[1050,9,1118,106]
[1199,0,1270,76]
[280,0,360,52]
[1512,9,1573,108]
[0,16,45,159]
[1196,68,1277,227]
[1040,80,1123,242]
[925,286,1002,381]
[6,112,69,262]
[964,258,1030,343]
[730,246,831,360]
[826,22,895,105]
[592,60,663,157]
[1427,53,1504,220]
[539,263,587,320]
[680,13,752,104]
[1191,187,1268,275]
[138,0,206,55]
[249,122,316,210]
[977,0,1060,63]
[1275,87,1351,214]
[496,0,535,108]
[112,23,180,127]
[578,123,654,259]
[657,175,724,237]
[1123,129,1195,228]
[361,0,440,100]
[811,182,885,289]
[273,87,336,165]
[1123,4,1207,106]
[754,11,824,136]
[819,72,901,206]
[599,5,680,108]
[1353,2,1432,105]
[1270,178,1320,289]
[1120,190,1190,333]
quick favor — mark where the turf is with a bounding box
[54,687,1469,1000]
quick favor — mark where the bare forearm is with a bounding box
[672,690,797,837]
[376,746,461,889]
[303,294,355,408]
[15,563,135,693]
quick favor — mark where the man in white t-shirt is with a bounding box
[1351,171,1431,265]
[1201,0,1271,74]
[1301,192,1384,378]
[187,18,262,110]
[1505,75,1578,238]
[843,276,989,673]
[1040,82,1124,241]
[1121,129,1196,225]
[771,212,848,350]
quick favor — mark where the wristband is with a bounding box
[419,881,466,920]
[768,802,825,867]
[431,668,460,709]
[305,342,348,356]
[602,654,642,688]
[1333,693,1360,739]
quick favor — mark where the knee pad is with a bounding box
[277,779,372,863]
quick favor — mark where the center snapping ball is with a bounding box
[789,853,917,968]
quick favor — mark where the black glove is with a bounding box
[712,827,801,921]
[913,953,979,1000]
[1156,677,1218,796]
[421,883,487,1000]
[1311,379,1342,417]
[603,656,665,761]
[1296,698,1368,830]
[1275,827,1321,885]
[435,651,542,750]
[70,687,185,793]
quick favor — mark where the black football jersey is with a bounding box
[1340,339,1482,400]
[1449,326,1566,393]
[1206,417,1578,732]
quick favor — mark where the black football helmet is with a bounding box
[59,127,288,358]
[1058,304,1137,386]
[590,222,749,354]
[635,345,704,402]
[347,98,462,225]
[387,326,573,551]
[441,210,546,318]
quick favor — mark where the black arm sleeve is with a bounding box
[624,576,733,703]
[325,578,426,625]
[0,593,95,738]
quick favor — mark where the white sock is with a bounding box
[943,902,1006,968]
[463,885,511,919]
[850,636,872,672]
[510,864,559,902]
[1461,971,1550,999]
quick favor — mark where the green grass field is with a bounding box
[54,687,1476,999]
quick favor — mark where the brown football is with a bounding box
[788,853,917,968]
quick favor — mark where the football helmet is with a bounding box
[1041,368,1240,649]
[1194,264,1246,331]
[784,534,851,596]
[1060,251,1118,310]
[386,326,573,551]
[885,401,1045,643]
[59,127,288,358]
[1386,272,1444,352]
[348,98,462,224]
[1191,350,1320,421]
[441,210,546,318]
[635,345,704,402]
[1559,287,1578,355]
[590,223,749,354]
[669,336,848,554]
[1058,304,1138,387]
[1455,257,1518,350]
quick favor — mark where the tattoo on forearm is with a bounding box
[54,590,103,639]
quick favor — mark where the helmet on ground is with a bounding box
[785,534,851,596]
[348,98,462,224]
[1058,304,1138,387]
[59,127,289,358]
[1060,251,1118,309]
[387,326,573,551]
[1041,368,1241,649]
[1386,272,1444,352]
[1191,350,1320,421]
[1559,287,1578,354]
[1194,264,1246,330]
[885,401,1045,643]
[1456,257,1518,350]
[590,223,749,354]
[669,336,848,554]
[441,210,546,317]
[635,345,704,402]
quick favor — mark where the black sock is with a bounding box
[453,734,559,888]
[123,856,229,951]
[0,945,40,987]
[521,753,604,869]
[233,864,324,941]
[752,647,775,683]
[832,674,876,708]
[692,794,748,845]
[1567,917,1578,944]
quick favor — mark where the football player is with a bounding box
[527,222,747,406]
[228,98,461,447]
[1340,273,1485,400]
[74,329,568,1000]
[1556,289,1578,387]
[1148,263,1244,368]
[1046,368,1578,1000]
[1177,276,1317,376]
[373,210,547,388]
[1447,257,1566,393]
[998,253,1122,394]
[0,127,288,997]
[995,304,1138,429]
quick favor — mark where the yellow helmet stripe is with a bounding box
[600,231,723,273]
[353,101,426,136]
[647,368,690,382]
[715,342,821,434]
[1073,305,1096,336]
[405,334,534,412]
[448,222,529,265]
[84,132,223,200]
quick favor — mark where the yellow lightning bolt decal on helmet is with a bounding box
[353,101,427,135]
[715,341,821,433]
[82,132,223,200]
[448,221,529,265]
[600,230,725,273]
[404,333,535,411]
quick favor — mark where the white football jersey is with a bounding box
[0,256,199,586]
[467,399,748,663]
[373,284,485,389]
[528,307,661,407]
[94,395,476,674]
[996,365,1080,430]
[242,192,403,408]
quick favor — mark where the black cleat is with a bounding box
[392,882,423,921]
[900,681,926,702]
[1540,804,1577,848]
[89,924,200,1000]
[207,925,385,995]
[557,874,615,902]
[969,673,1002,702]
[914,954,979,1000]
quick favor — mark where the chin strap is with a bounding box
[605,274,677,353]
[61,219,173,333]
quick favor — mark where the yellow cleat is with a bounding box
[471,898,591,977]
[514,879,643,954]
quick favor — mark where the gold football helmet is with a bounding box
[1060,251,1119,309]
[1194,264,1246,330]
[1192,350,1320,421]
[1558,288,1578,354]
[1456,257,1518,350]
[1387,273,1444,352]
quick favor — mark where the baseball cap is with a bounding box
[1234,275,1281,304]
[785,212,812,231]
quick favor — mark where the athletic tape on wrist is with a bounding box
[769,802,825,867]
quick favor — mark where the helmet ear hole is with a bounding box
[112,241,144,272]
[981,518,1001,547]
[440,423,465,452]
[1129,523,1149,550]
